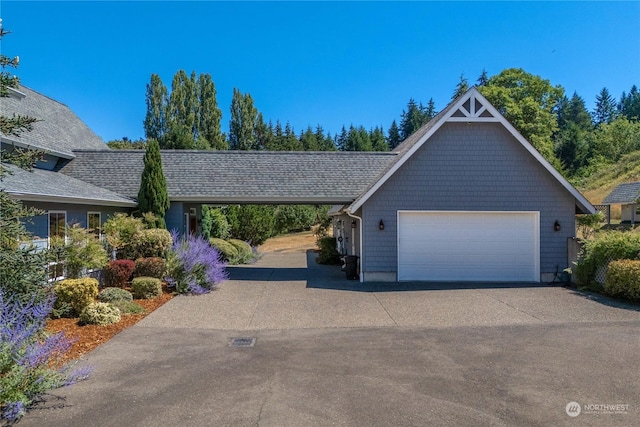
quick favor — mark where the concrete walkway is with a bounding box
[137,250,640,331]
[21,250,640,427]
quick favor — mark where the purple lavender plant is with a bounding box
[165,232,228,295]
[0,290,91,423]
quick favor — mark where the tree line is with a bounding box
[109,68,640,181]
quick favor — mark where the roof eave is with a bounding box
[8,192,137,207]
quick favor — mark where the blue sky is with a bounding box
[2,1,639,142]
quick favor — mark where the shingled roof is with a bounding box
[60,150,397,204]
[1,163,136,206]
[0,85,107,158]
[602,181,640,205]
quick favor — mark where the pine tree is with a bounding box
[315,125,336,151]
[370,126,388,151]
[400,99,428,140]
[619,85,640,120]
[477,69,489,86]
[300,126,319,151]
[336,125,348,151]
[592,87,617,125]
[452,74,469,100]
[425,98,437,121]
[387,120,401,149]
[137,139,170,228]
[229,88,259,150]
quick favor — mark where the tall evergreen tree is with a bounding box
[197,73,227,149]
[619,85,640,120]
[477,69,489,86]
[424,98,437,121]
[143,74,167,142]
[335,125,348,151]
[400,99,429,140]
[387,120,401,149]
[300,126,319,151]
[228,88,258,150]
[137,139,170,228]
[370,126,388,151]
[452,74,469,100]
[592,87,617,125]
[315,125,336,151]
[345,125,372,151]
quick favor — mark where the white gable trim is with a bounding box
[348,87,595,214]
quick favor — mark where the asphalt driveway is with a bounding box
[21,251,640,426]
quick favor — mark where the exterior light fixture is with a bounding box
[379,219,384,230]
[554,220,561,232]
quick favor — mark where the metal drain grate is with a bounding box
[228,337,256,348]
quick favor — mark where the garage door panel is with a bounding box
[397,211,539,282]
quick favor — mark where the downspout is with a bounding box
[346,210,364,283]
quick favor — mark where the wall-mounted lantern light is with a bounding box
[554,220,561,232]
[379,219,385,231]
[351,220,357,229]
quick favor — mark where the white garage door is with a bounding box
[397,211,539,282]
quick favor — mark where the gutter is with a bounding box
[345,210,364,283]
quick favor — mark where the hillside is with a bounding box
[574,150,640,219]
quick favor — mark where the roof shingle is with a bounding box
[602,182,640,205]
[60,150,398,204]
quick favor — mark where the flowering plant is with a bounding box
[0,290,91,422]
[165,232,227,295]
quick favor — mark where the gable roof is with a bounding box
[0,85,107,158]
[348,87,595,214]
[602,181,640,205]
[60,150,397,204]
[1,163,136,207]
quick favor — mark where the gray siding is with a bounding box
[362,122,576,279]
[165,202,185,235]
[22,202,130,239]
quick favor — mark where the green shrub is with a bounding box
[202,206,230,240]
[103,213,145,258]
[209,238,239,261]
[604,259,640,301]
[129,228,172,259]
[574,231,640,285]
[79,302,121,325]
[274,205,317,234]
[104,259,135,288]
[53,278,99,317]
[227,239,254,264]
[131,277,163,299]
[317,236,341,265]
[134,257,166,278]
[58,223,108,279]
[97,287,133,303]
[225,205,276,245]
[109,299,146,315]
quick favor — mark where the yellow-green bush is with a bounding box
[53,278,99,317]
[129,228,173,259]
[227,239,254,263]
[209,238,238,261]
[131,276,163,299]
[79,302,121,325]
[604,259,640,301]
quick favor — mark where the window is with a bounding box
[88,212,101,236]
[49,211,66,238]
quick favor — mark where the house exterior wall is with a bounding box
[361,122,576,282]
[165,202,185,235]
[22,202,129,239]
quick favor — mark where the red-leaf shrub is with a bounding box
[104,259,135,288]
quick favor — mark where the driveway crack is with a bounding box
[475,289,544,322]
[373,292,398,326]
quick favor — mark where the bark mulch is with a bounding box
[46,286,173,364]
